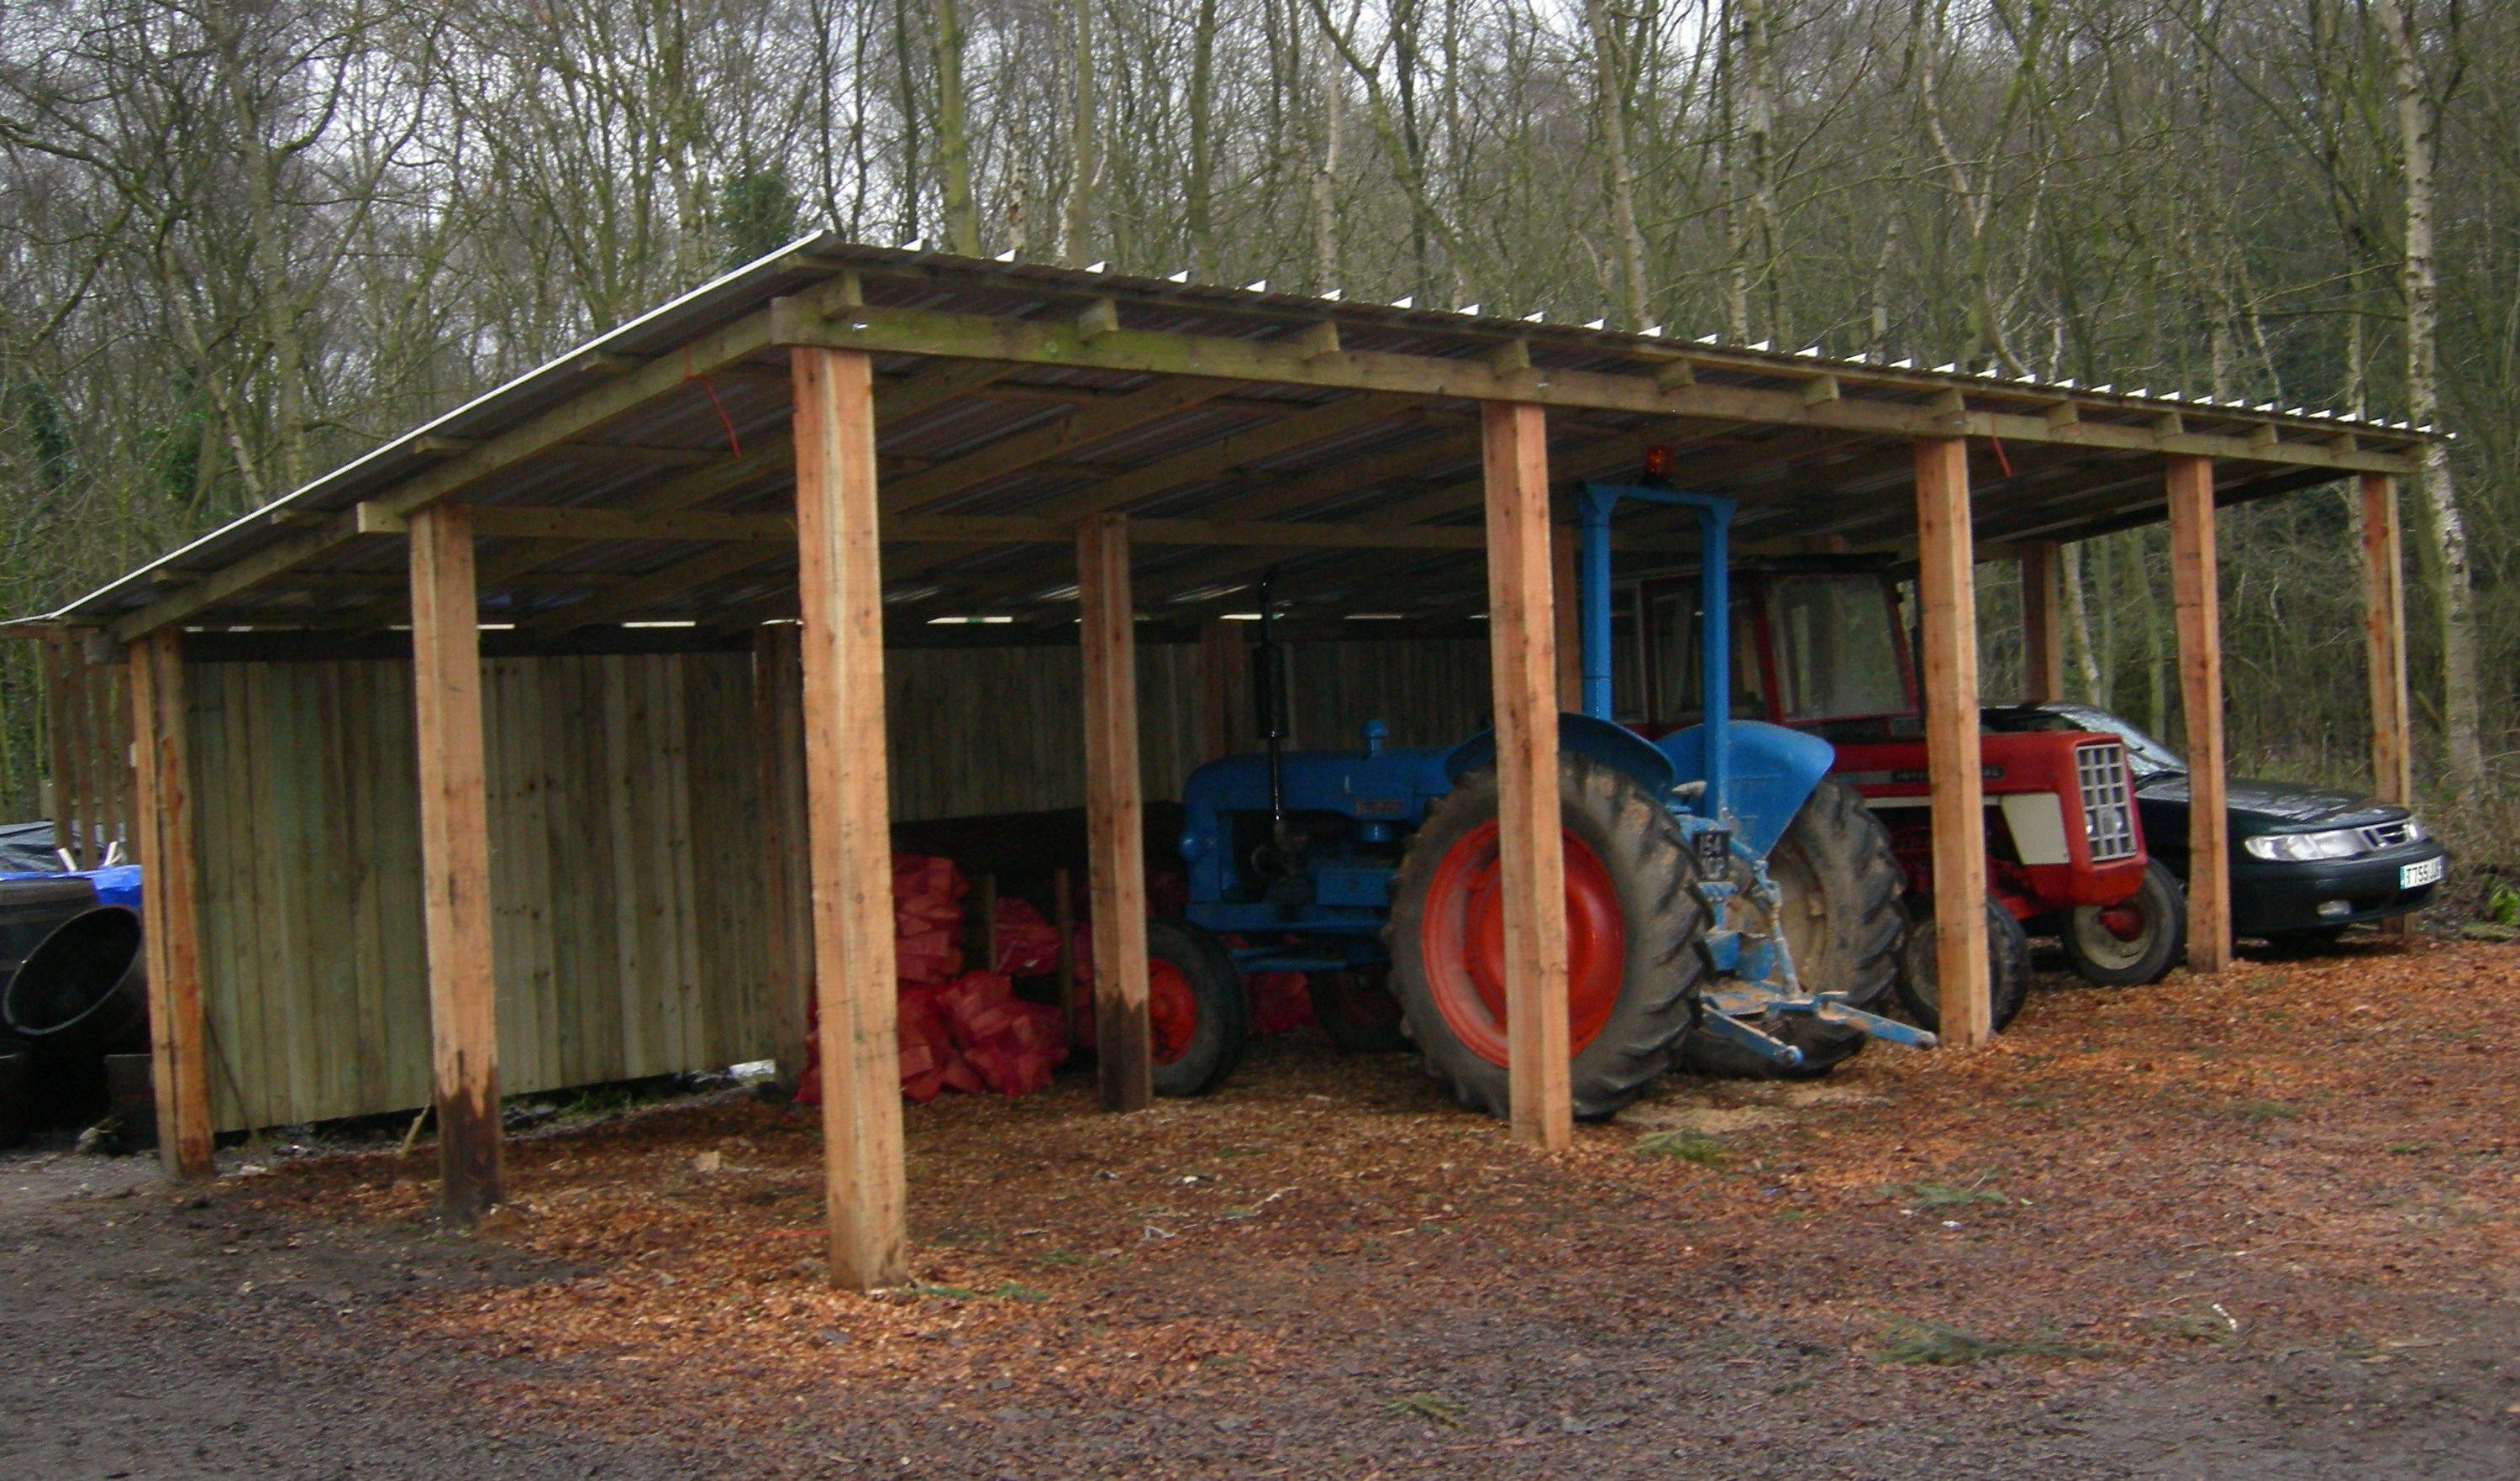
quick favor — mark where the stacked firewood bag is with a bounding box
[796,855,1072,1106]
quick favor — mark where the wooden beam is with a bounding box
[771,297,2414,475]
[110,312,777,642]
[129,629,211,1178]
[754,623,813,1090]
[524,541,783,632]
[1078,514,1152,1112]
[2018,540,2064,704]
[1913,437,1993,1048]
[2357,472,2414,938]
[408,504,502,1221]
[378,501,1502,554]
[1481,402,1570,1150]
[881,377,1233,515]
[2167,455,2232,974]
[792,344,909,1290]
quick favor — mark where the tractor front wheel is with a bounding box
[1385,755,1705,1121]
[1892,895,2033,1034]
[2060,859,2186,987]
[1147,917,1249,1097]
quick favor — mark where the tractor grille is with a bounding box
[2075,741,2139,863]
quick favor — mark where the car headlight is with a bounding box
[2244,827,2366,862]
[2404,817,2428,843]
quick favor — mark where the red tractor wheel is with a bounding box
[2060,859,2186,987]
[1385,754,1705,1121]
[1145,917,1248,1097]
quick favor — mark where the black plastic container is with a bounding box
[2,906,147,1060]
[0,876,100,992]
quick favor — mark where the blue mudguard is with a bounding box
[1653,721,1834,861]
[1442,712,1678,797]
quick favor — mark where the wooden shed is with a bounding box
[5,239,2428,1289]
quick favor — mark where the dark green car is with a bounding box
[1986,704,2446,946]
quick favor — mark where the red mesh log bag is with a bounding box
[934,971,1068,1097]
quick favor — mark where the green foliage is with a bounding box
[5,378,73,493]
[1634,1128,1726,1165]
[1876,1316,2106,1366]
[718,169,802,267]
[1892,1179,2010,1210]
[2486,880,2520,927]
[1384,1393,1466,1426]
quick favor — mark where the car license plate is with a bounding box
[2400,857,2444,889]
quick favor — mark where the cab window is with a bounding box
[1766,575,1911,722]
[1646,584,1765,724]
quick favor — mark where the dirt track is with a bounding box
[4,939,2516,1479]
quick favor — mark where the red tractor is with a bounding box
[1607,559,2186,1027]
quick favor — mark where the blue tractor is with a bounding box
[1155,475,1931,1118]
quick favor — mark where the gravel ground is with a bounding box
[3,937,2516,1479]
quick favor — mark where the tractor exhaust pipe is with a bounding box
[1252,569,1292,857]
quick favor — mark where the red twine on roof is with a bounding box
[684,346,741,459]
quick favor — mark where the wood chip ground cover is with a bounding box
[140,942,2520,1473]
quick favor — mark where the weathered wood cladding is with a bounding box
[181,635,1491,1132]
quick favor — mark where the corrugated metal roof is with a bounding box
[14,231,2440,643]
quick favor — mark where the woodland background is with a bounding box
[0,0,2511,880]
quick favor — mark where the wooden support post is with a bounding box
[2356,473,2413,937]
[753,622,813,1090]
[1079,513,1152,1113]
[2167,456,2232,974]
[1481,402,1571,1150]
[1913,438,1992,1048]
[408,504,502,1221]
[128,629,212,1178]
[1197,618,1240,764]
[792,344,909,1289]
[1551,523,1582,712]
[2018,541,2064,705]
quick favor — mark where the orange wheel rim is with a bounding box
[1416,822,1626,1067]
[1149,959,1198,1064]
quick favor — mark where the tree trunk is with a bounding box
[1060,0,1098,265]
[931,0,980,255]
[1584,0,1651,328]
[2377,0,2484,801]
[1187,0,1223,281]
[1313,16,1344,290]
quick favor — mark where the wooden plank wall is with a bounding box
[182,636,1492,1132]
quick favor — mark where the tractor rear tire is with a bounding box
[1675,775,1906,1081]
[1308,969,1410,1054]
[1385,755,1705,1121]
[2060,859,2186,986]
[1892,895,2033,1035]
[1147,918,1248,1098]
